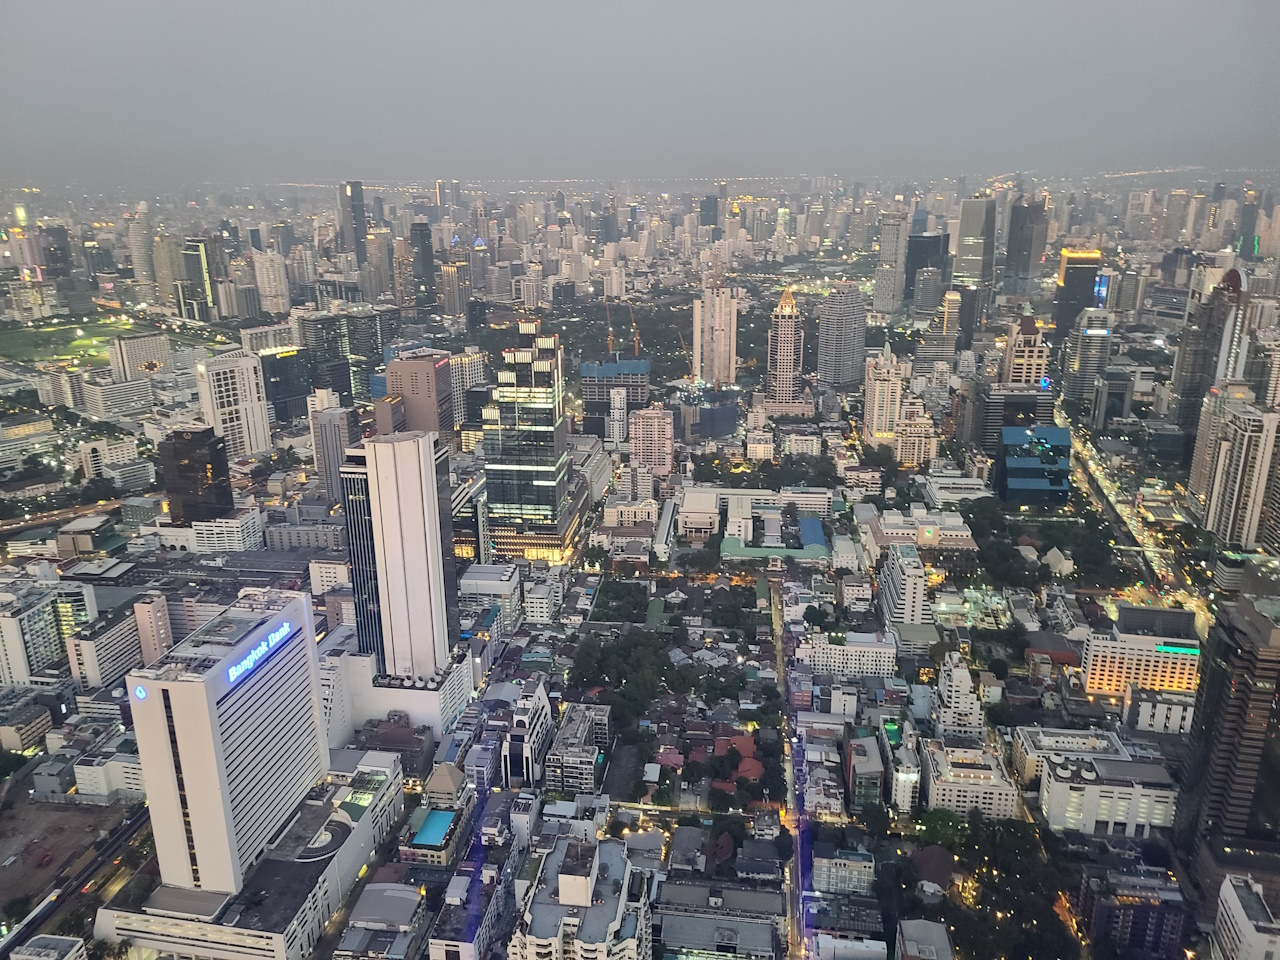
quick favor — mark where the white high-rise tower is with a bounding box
[817,283,869,388]
[691,275,738,385]
[128,201,155,285]
[196,349,272,457]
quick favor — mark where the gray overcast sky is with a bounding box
[2,0,1278,188]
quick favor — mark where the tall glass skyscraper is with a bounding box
[950,196,996,347]
[157,427,233,526]
[482,319,584,562]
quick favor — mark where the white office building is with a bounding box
[458,563,522,636]
[67,606,143,691]
[1040,757,1177,837]
[1210,874,1280,960]
[196,349,272,457]
[355,432,454,680]
[124,590,325,893]
[133,591,172,665]
[502,676,554,788]
[691,277,738,386]
[920,740,1018,820]
[109,331,172,381]
[0,583,63,685]
[1011,727,1130,782]
[879,543,932,626]
[1121,686,1195,736]
[795,630,897,680]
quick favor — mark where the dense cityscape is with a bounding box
[1,7,1280,960]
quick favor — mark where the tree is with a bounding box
[988,658,1009,680]
[803,605,828,628]
[681,759,707,785]
[862,802,891,838]
[773,830,795,862]
[709,788,733,812]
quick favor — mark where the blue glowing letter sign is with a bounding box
[227,621,292,685]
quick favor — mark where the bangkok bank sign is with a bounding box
[228,621,292,685]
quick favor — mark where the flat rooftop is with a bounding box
[526,838,632,943]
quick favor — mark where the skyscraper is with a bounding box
[126,592,324,894]
[1005,196,1048,294]
[338,180,367,264]
[1000,317,1051,387]
[196,349,273,457]
[903,231,949,304]
[950,196,996,345]
[408,222,434,308]
[876,210,910,311]
[690,276,738,385]
[1052,248,1103,333]
[482,319,583,562]
[863,347,909,448]
[915,291,961,369]
[1200,405,1279,549]
[341,432,457,677]
[1062,316,1113,407]
[251,249,290,315]
[157,427,233,526]
[628,407,674,477]
[439,261,471,317]
[767,290,804,403]
[127,201,154,285]
[309,393,361,502]
[1170,269,1250,435]
[816,283,868,388]
[385,350,455,446]
[1183,597,1280,899]
[178,237,220,322]
[1187,381,1256,522]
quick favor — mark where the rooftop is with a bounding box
[525,838,631,943]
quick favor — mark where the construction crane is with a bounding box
[628,304,640,356]
[677,331,694,378]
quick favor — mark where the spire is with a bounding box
[777,288,796,312]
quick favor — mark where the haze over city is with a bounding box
[2,0,1279,187]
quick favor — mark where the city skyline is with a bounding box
[2,1,1278,188]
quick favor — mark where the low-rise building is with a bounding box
[919,740,1018,820]
[794,631,896,680]
[1077,870,1186,960]
[811,844,875,895]
[427,853,512,960]
[1121,685,1195,736]
[507,837,651,960]
[1041,757,1177,838]
[334,883,430,960]
[458,564,522,637]
[1211,874,1280,960]
[1011,727,1130,783]
[896,919,955,960]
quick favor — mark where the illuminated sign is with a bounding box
[1040,375,1051,391]
[1155,644,1198,656]
[228,621,292,685]
[134,685,147,701]
[1084,329,1111,336]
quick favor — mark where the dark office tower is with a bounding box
[816,283,869,388]
[157,427,233,526]
[408,222,436,308]
[1182,597,1280,902]
[451,180,461,207]
[257,346,313,421]
[1005,196,1048,295]
[269,222,295,256]
[177,237,219,321]
[297,312,353,404]
[950,196,996,347]
[699,196,719,227]
[483,319,584,562]
[338,181,367,264]
[1238,200,1261,261]
[346,306,401,402]
[1170,269,1249,434]
[1051,248,1103,334]
[553,190,566,213]
[1163,190,1191,242]
[38,225,74,279]
[1213,181,1227,203]
[903,231,949,303]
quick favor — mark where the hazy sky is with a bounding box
[3,0,1277,189]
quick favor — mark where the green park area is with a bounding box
[2,313,219,366]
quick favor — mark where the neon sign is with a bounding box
[228,621,292,685]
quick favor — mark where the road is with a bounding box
[772,582,805,960]
[0,811,150,960]
[0,500,123,535]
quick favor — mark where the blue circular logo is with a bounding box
[134,685,147,701]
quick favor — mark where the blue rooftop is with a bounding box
[580,357,651,378]
[1000,426,1070,445]
[412,808,456,848]
[799,517,825,548]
